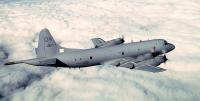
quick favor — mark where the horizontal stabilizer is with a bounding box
[4,58,68,67]
[4,61,23,65]
[4,58,44,66]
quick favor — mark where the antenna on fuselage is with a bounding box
[129,35,133,43]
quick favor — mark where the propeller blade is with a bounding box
[161,50,168,63]
[163,55,168,63]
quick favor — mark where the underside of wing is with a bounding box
[102,56,166,73]
[102,57,134,66]
[135,65,166,73]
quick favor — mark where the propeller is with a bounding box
[162,50,168,64]
[163,55,168,63]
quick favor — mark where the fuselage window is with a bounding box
[80,58,82,60]
[122,52,125,55]
[90,56,93,60]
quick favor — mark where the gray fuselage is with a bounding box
[56,39,174,68]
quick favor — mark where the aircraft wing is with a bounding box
[102,57,134,66]
[135,65,166,73]
[102,57,166,73]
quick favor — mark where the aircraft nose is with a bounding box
[166,43,175,52]
[170,43,175,50]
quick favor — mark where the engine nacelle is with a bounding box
[136,56,165,67]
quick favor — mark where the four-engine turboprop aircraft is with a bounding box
[5,28,175,73]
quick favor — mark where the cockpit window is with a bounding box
[164,40,168,45]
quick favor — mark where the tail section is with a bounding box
[35,28,59,58]
[4,28,82,66]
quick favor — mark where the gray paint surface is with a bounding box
[5,28,175,73]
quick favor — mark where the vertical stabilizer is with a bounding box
[36,28,59,57]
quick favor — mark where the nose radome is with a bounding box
[165,43,175,53]
[170,43,175,50]
[167,43,175,52]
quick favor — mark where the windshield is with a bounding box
[164,40,168,45]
